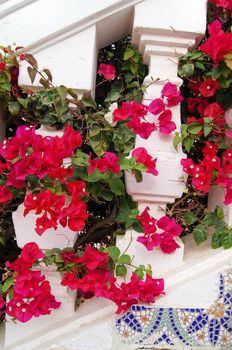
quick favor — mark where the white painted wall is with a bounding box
[1,1,229,349]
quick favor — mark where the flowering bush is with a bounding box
[0,41,182,323]
[0,0,232,324]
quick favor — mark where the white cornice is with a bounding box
[0,0,143,54]
[0,0,38,19]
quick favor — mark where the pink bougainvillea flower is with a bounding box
[60,198,88,231]
[209,0,232,9]
[98,63,115,80]
[199,20,232,65]
[132,147,158,176]
[127,117,156,139]
[113,101,147,122]
[136,207,182,254]
[226,130,232,138]
[158,110,176,134]
[23,190,66,235]
[88,152,120,175]
[20,242,45,263]
[0,186,12,203]
[203,102,224,119]
[62,126,82,149]
[187,97,203,113]
[61,250,79,264]
[160,234,180,254]
[157,216,182,237]
[224,182,232,204]
[0,296,5,309]
[0,61,6,71]
[137,233,161,251]
[199,78,220,97]
[136,207,157,235]
[7,299,33,323]
[5,257,32,273]
[148,98,165,115]
[161,82,183,107]
[66,180,87,198]
[222,148,232,174]
[78,245,109,270]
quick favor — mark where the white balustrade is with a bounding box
[117,0,207,277]
[1,1,211,349]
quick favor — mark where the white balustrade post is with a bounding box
[5,26,99,348]
[117,0,207,277]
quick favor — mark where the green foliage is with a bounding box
[192,207,231,249]
[178,50,209,79]
[104,246,120,261]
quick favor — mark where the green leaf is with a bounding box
[0,71,11,91]
[130,62,139,75]
[182,136,195,152]
[192,224,208,245]
[105,90,120,102]
[173,133,182,151]
[184,212,198,225]
[116,264,127,277]
[204,117,213,123]
[55,85,69,115]
[39,78,50,88]
[89,124,101,137]
[124,72,134,84]
[27,66,37,84]
[42,68,52,82]
[73,150,89,166]
[190,51,203,60]
[101,190,114,201]
[124,47,135,60]
[116,196,137,222]
[109,179,125,195]
[25,53,38,68]
[54,255,64,263]
[134,169,143,183]
[8,101,20,116]
[225,58,232,70]
[211,230,223,249]
[203,125,212,137]
[67,88,78,99]
[215,206,224,219]
[132,52,140,64]
[2,278,14,294]
[222,229,232,249]
[182,63,194,77]
[118,254,131,264]
[195,62,205,70]
[89,133,109,156]
[104,246,120,261]
[82,96,97,109]
[119,158,135,171]
[188,123,202,135]
[202,212,217,226]
[135,268,144,280]
[8,288,13,300]
[0,228,5,245]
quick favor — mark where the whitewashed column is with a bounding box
[117,0,207,277]
[5,25,98,348]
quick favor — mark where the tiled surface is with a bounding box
[116,268,232,348]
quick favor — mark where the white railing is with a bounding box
[1,1,214,349]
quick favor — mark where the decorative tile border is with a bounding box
[116,268,232,348]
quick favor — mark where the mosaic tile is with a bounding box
[116,267,232,347]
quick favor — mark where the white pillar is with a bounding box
[117,0,207,277]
